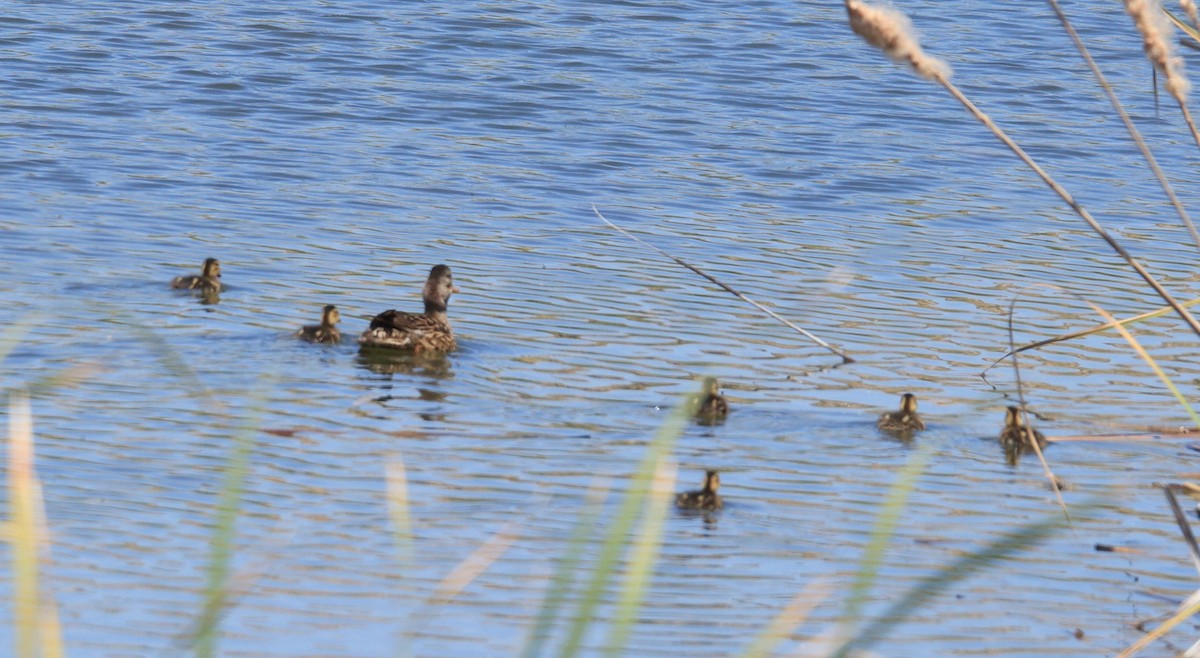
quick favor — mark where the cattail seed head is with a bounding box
[845,0,951,81]
[1180,0,1200,30]
[1125,0,1191,104]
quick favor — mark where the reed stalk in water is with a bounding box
[1045,0,1200,252]
[593,205,854,364]
[844,0,1200,342]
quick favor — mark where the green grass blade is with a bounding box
[829,505,1085,658]
[519,479,609,658]
[603,460,677,657]
[840,442,935,627]
[556,383,701,658]
[193,396,266,658]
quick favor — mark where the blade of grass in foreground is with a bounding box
[603,459,677,657]
[8,391,64,658]
[828,505,1085,658]
[193,401,263,658]
[1082,299,1200,429]
[557,382,702,658]
[1117,587,1200,658]
[518,479,610,658]
[385,455,415,571]
[840,442,936,626]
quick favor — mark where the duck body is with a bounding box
[675,470,723,511]
[298,305,342,344]
[878,392,925,433]
[999,405,1047,464]
[694,377,729,421]
[171,258,222,293]
[359,265,459,353]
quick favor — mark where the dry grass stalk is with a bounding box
[845,1,1200,342]
[1044,0,1200,252]
[844,0,950,81]
[593,206,854,363]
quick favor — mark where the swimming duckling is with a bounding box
[171,258,222,293]
[297,305,342,344]
[694,377,729,421]
[675,470,723,511]
[999,405,1047,465]
[877,393,926,433]
[359,265,459,352]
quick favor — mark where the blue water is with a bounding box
[3,1,1200,656]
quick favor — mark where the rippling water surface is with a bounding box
[4,1,1200,656]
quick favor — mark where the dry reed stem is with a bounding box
[1182,0,1200,29]
[1005,295,1070,522]
[430,523,520,605]
[592,206,854,363]
[1045,0,1200,252]
[844,0,950,81]
[845,0,1200,341]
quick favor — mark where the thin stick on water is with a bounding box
[1163,485,1200,578]
[592,205,854,364]
[845,0,1200,342]
[1046,0,1200,253]
[1006,296,1071,524]
[981,295,1200,380]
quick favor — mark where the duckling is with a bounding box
[999,405,1047,464]
[297,305,342,344]
[171,258,222,293]
[694,377,729,420]
[675,470,723,511]
[359,265,460,352]
[877,392,926,433]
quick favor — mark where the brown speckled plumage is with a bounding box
[877,393,925,433]
[298,305,342,344]
[695,377,729,420]
[675,470,723,511]
[359,264,459,352]
[999,405,1047,465]
[171,257,222,293]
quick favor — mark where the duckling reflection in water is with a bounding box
[359,264,459,353]
[877,392,925,434]
[297,305,341,344]
[171,258,222,294]
[675,470,723,511]
[999,405,1047,465]
[693,377,728,423]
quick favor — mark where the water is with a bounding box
[3,1,1200,655]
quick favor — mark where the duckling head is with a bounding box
[1004,405,1022,428]
[703,470,720,493]
[322,305,341,326]
[202,258,221,279]
[703,377,721,397]
[900,392,918,414]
